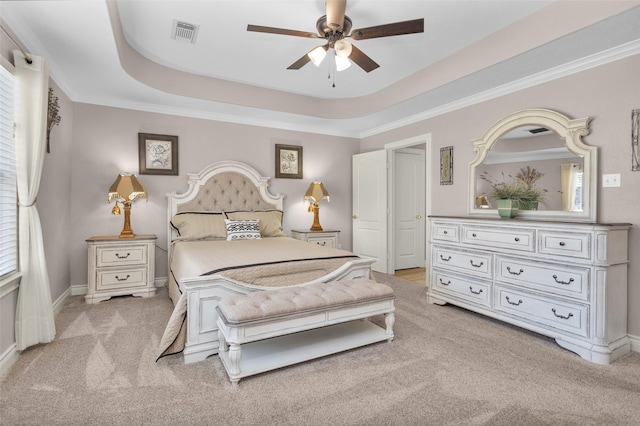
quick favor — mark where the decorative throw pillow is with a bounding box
[171,212,227,240]
[225,210,286,237]
[225,219,261,241]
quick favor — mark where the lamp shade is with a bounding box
[335,55,351,71]
[108,173,147,202]
[308,45,328,67]
[334,40,352,58]
[304,181,329,204]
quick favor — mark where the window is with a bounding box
[0,63,17,279]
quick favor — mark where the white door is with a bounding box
[394,149,425,270]
[352,150,388,273]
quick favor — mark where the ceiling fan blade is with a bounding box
[247,24,320,38]
[326,0,347,32]
[350,18,424,40]
[287,53,312,70]
[349,44,379,73]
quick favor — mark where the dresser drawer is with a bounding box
[97,244,148,267]
[461,225,535,252]
[96,267,147,291]
[432,246,492,278]
[494,286,588,337]
[431,222,459,242]
[431,271,490,306]
[496,256,589,300]
[538,230,591,260]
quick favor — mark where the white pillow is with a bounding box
[225,210,286,237]
[225,219,261,241]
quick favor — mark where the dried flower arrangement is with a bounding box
[480,167,548,209]
[46,88,61,153]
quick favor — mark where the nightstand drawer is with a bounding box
[306,237,336,248]
[97,267,147,291]
[97,245,148,267]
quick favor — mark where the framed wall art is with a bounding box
[440,146,453,185]
[139,133,178,175]
[275,144,303,179]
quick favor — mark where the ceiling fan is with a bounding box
[247,0,424,73]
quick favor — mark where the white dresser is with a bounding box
[428,216,630,364]
[86,235,157,304]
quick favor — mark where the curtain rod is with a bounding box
[0,24,33,64]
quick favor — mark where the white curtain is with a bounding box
[13,50,55,350]
[560,163,579,212]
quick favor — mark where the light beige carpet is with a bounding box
[2,272,639,425]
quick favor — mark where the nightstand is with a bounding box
[86,234,157,304]
[291,229,340,248]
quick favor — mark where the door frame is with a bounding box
[385,134,432,274]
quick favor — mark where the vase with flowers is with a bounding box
[480,167,547,218]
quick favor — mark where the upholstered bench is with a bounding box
[216,279,395,384]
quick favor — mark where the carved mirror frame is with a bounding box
[468,108,597,222]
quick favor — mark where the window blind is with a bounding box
[0,64,17,278]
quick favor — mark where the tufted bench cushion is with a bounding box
[217,279,394,324]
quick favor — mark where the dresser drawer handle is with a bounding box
[470,260,484,268]
[514,237,520,242]
[505,296,523,306]
[469,286,483,295]
[115,274,130,282]
[439,278,451,286]
[552,308,574,320]
[439,255,451,261]
[507,266,524,276]
[443,230,448,235]
[115,252,131,259]
[559,242,566,246]
[472,233,477,237]
[552,275,575,285]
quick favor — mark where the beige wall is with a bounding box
[361,54,640,338]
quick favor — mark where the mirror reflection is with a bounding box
[475,126,584,212]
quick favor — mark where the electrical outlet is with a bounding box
[602,174,621,187]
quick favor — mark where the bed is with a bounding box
[158,161,375,363]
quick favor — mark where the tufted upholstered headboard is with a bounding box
[166,161,284,255]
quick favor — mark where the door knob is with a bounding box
[416,215,422,219]
[352,215,358,219]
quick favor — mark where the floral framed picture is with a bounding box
[138,133,178,175]
[440,146,453,185]
[275,144,303,179]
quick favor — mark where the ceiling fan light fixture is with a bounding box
[335,55,351,71]
[334,40,352,58]
[308,45,328,66]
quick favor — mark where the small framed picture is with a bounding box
[440,146,453,185]
[139,133,178,175]
[275,144,303,179]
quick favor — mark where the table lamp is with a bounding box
[108,173,147,238]
[304,181,329,231]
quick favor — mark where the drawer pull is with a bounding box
[552,308,574,320]
[507,266,524,276]
[552,275,575,285]
[514,237,520,242]
[472,233,477,237]
[115,274,130,282]
[559,242,566,246]
[439,255,451,261]
[443,230,448,235]
[439,278,451,286]
[115,252,131,259]
[469,286,483,295]
[317,241,326,246]
[469,260,484,268]
[505,296,523,306]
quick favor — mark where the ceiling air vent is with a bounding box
[172,20,199,44]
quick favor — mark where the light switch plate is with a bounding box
[602,174,621,187]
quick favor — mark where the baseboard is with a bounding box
[52,287,71,314]
[0,343,18,379]
[629,334,640,353]
[155,277,168,288]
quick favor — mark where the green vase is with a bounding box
[520,201,539,211]
[497,199,519,219]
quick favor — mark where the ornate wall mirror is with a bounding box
[468,109,597,222]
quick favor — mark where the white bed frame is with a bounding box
[166,161,375,364]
